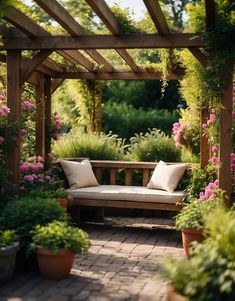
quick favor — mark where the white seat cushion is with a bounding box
[67,185,184,204]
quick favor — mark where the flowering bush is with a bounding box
[199,179,219,201]
[51,112,62,141]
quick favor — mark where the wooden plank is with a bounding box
[94,168,102,184]
[2,33,204,50]
[205,0,216,30]
[200,107,210,168]
[72,198,182,211]
[143,169,150,186]
[6,50,21,187]
[34,0,114,72]
[219,66,233,205]
[110,168,117,185]
[51,78,64,94]
[56,71,181,80]
[188,47,208,68]
[20,50,52,84]
[37,64,58,77]
[125,169,132,186]
[57,50,93,71]
[4,8,95,72]
[35,72,45,157]
[85,0,140,71]
[44,75,52,156]
[143,0,169,34]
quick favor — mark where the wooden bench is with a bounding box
[65,160,184,221]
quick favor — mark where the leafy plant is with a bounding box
[52,128,125,160]
[126,128,181,162]
[0,197,68,247]
[164,207,235,301]
[30,220,90,254]
[175,189,225,231]
[0,230,18,248]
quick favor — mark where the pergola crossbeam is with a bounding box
[85,0,141,71]
[34,0,114,72]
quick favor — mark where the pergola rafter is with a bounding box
[0,0,233,202]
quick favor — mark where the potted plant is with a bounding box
[0,230,19,282]
[175,189,223,257]
[30,220,90,279]
[52,187,70,210]
[0,197,68,270]
[164,207,235,301]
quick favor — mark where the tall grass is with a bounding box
[52,128,125,160]
[126,129,181,162]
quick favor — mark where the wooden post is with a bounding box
[6,50,21,186]
[219,65,233,204]
[44,75,52,156]
[200,107,210,168]
[35,72,45,157]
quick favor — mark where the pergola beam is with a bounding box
[4,8,95,72]
[2,33,204,50]
[34,0,114,72]
[143,0,169,34]
[205,0,216,30]
[85,0,141,72]
[56,71,182,80]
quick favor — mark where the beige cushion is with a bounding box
[60,159,99,189]
[67,185,184,204]
[147,161,187,192]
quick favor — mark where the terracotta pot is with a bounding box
[36,247,74,279]
[167,283,185,301]
[182,228,205,257]
[0,242,19,282]
[57,198,69,210]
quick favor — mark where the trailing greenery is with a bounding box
[0,197,68,247]
[102,101,179,140]
[52,128,125,160]
[30,221,89,254]
[0,230,18,248]
[126,129,181,162]
[164,207,235,301]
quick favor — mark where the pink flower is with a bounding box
[20,128,27,137]
[210,156,220,165]
[208,113,216,124]
[202,123,207,129]
[211,146,218,153]
[0,136,4,144]
[23,175,34,182]
[19,186,25,191]
[45,175,51,181]
[21,101,36,111]
[199,192,206,201]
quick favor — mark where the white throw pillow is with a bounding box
[60,159,99,189]
[147,160,187,192]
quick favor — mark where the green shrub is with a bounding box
[102,101,179,140]
[0,230,18,248]
[126,129,181,162]
[30,221,90,254]
[164,207,235,301]
[0,197,68,247]
[52,128,125,160]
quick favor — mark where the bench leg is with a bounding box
[70,205,81,225]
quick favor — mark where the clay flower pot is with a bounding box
[0,242,19,282]
[181,228,205,257]
[167,283,185,301]
[36,247,74,279]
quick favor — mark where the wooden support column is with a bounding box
[35,72,45,157]
[200,107,210,168]
[219,66,233,204]
[6,50,21,186]
[44,75,52,156]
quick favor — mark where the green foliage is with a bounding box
[165,207,235,301]
[53,128,125,160]
[102,101,179,140]
[30,221,89,254]
[0,0,17,17]
[27,187,68,199]
[126,129,181,162]
[0,230,18,248]
[0,197,68,247]
[183,164,215,203]
[175,196,221,231]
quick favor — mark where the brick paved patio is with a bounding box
[0,218,184,301]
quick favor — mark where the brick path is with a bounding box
[0,218,184,301]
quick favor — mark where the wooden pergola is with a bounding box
[0,0,233,200]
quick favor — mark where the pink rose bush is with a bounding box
[199,179,219,201]
[51,112,62,141]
